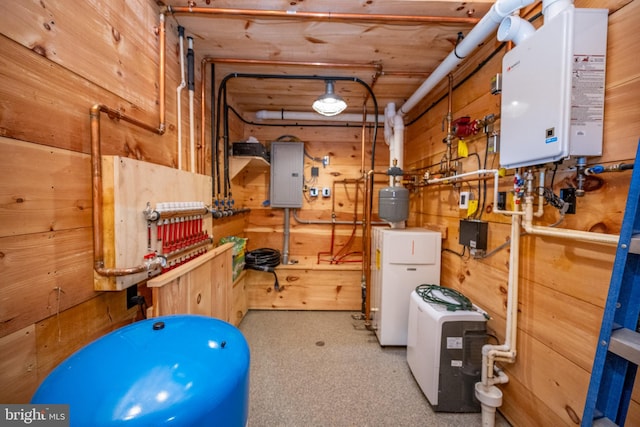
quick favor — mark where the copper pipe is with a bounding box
[411,173,495,186]
[444,73,454,174]
[363,170,373,323]
[158,13,166,134]
[380,70,431,78]
[208,57,382,70]
[91,105,105,272]
[165,6,480,25]
[96,264,157,277]
[362,169,391,324]
[91,105,166,277]
[91,13,168,277]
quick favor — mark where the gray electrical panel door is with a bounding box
[270,142,304,208]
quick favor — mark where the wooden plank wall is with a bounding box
[236,124,389,310]
[403,0,640,426]
[0,0,195,402]
[1,1,639,425]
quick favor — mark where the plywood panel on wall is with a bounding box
[96,156,213,290]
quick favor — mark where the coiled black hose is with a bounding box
[245,248,282,291]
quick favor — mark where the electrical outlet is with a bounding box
[322,187,331,197]
[459,191,470,209]
[309,187,319,197]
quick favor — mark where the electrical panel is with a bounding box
[499,7,608,169]
[270,142,304,208]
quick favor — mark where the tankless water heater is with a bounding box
[499,7,608,169]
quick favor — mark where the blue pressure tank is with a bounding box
[32,315,250,427]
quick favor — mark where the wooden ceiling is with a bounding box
[162,0,496,123]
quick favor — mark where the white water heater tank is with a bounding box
[499,7,608,169]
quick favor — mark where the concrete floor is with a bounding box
[239,310,511,427]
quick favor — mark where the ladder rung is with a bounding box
[593,416,618,427]
[628,235,640,254]
[609,328,640,365]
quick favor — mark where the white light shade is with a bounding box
[312,81,347,116]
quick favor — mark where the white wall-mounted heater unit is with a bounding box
[499,7,608,169]
[407,290,487,412]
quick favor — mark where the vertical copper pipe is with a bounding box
[363,170,376,324]
[91,105,105,270]
[158,13,166,134]
[91,105,167,276]
[445,73,454,173]
[91,12,168,277]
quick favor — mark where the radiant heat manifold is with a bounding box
[144,201,212,272]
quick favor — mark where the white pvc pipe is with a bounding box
[428,167,619,426]
[543,0,574,20]
[176,28,186,170]
[397,0,537,117]
[523,195,619,245]
[384,103,395,146]
[427,169,523,217]
[497,15,536,45]
[392,113,404,172]
[255,109,383,123]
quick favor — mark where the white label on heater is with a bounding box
[447,337,463,349]
[451,360,463,367]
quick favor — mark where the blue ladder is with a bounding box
[582,143,640,427]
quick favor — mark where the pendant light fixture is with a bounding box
[312,80,347,116]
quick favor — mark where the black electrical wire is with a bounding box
[245,248,282,291]
[211,64,217,198]
[442,246,468,259]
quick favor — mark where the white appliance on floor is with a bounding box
[370,227,441,346]
[407,289,487,412]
